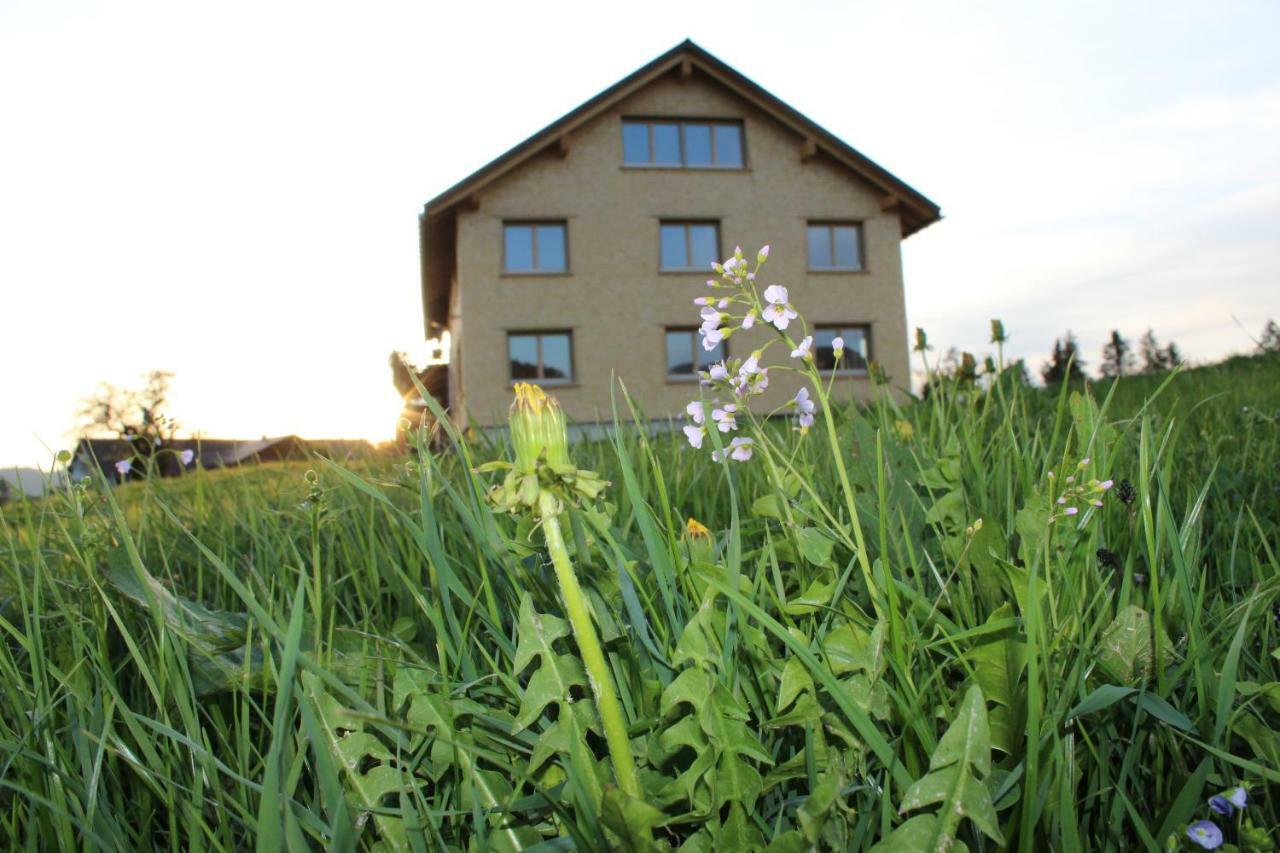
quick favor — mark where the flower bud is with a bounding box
[914,328,929,352]
[685,517,715,563]
[757,245,770,263]
[990,319,1007,344]
[509,382,569,473]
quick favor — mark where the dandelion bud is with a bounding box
[990,319,1007,344]
[685,517,716,562]
[914,328,929,352]
[509,382,569,473]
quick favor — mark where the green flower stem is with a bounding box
[538,494,640,798]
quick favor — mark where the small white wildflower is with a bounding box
[791,336,813,359]
[711,403,738,433]
[701,326,727,351]
[742,309,756,329]
[708,361,730,382]
[761,285,798,330]
[683,424,706,449]
[115,459,132,475]
[832,336,845,358]
[180,449,195,466]
[793,386,816,423]
[686,401,705,425]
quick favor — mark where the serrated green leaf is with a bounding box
[875,685,1004,851]
[601,786,667,852]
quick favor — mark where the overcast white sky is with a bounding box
[2,0,1278,469]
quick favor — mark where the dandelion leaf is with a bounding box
[964,603,1025,754]
[871,685,1004,852]
[601,786,669,852]
[303,673,413,853]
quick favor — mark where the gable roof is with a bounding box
[419,39,941,331]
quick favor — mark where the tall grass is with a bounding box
[2,352,1278,850]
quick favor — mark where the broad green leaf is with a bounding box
[1096,605,1167,685]
[872,685,1004,851]
[752,493,785,520]
[784,577,837,615]
[795,527,836,567]
[964,603,1025,754]
[600,786,667,852]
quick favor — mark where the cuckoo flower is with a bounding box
[711,403,738,433]
[115,459,132,475]
[180,449,195,466]
[791,335,813,360]
[832,336,845,359]
[683,424,706,449]
[712,436,754,463]
[793,386,816,428]
[761,285,798,330]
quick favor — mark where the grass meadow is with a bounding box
[2,349,1279,851]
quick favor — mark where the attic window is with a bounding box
[622,119,744,168]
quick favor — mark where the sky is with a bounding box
[2,0,1278,470]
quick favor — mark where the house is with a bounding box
[418,40,940,428]
[69,436,374,483]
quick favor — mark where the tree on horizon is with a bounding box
[1100,330,1136,378]
[1041,331,1086,384]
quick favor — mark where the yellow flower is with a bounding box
[893,419,915,442]
[686,517,711,539]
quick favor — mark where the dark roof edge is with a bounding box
[420,39,941,236]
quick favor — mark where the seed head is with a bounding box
[1115,479,1137,505]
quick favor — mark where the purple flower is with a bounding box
[1100,479,1114,490]
[757,245,769,262]
[1207,795,1233,816]
[683,425,706,449]
[1064,507,1079,516]
[686,401,705,425]
[180,449,195,466]
[114,459,132,475]
[1226,787,1247,809]
[1186,820,1223,849]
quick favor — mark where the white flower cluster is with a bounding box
[681,245,828,461]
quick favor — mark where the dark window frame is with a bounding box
[658,220,722,272]
[806,221,865,272]
[621,118,747,169]
[664,327,728,381]
[502,221,570,275]
[506,330,575,384]
[813,324,873,375]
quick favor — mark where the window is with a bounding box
[807,223,863,271]
[507,332,573,383]
[814,325,871,373]
[622,119,744,168]
[665,328,726,379]
[660,221,720,271]
[503,222,568,273]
